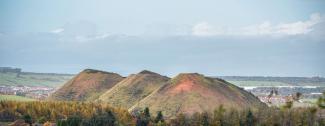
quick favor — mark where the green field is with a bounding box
[0,72,73,87]
[0,95,35,101]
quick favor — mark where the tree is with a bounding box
[308,107,318,126]
[23,114,32,126]
[85,111,116,126]
[57,119,68,126]
[213,105,226,126]
[66,115,82,126]
[317,92,325,126]
[154,111,164,123]
[37,116,47,124]
[201,112,209,126]
[317,91,325,109]
[172,113,187,126]
[156,121,166,126]
[144,107,150,118]
[245,110,255,126]
[104,111,116,126]
[136,107,151,126]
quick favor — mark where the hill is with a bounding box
[98,70,170,108]
[129,73,266,118]
[48,69,124,101]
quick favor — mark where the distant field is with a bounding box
[228,80,325,87]
[0,95,35,101]
[1,72,325,88]
[228,80,290,87]
[218,76,325,87]
[0,72,74,87]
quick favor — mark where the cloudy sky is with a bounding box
[1,0,325,77]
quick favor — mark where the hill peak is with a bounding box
[48,69,124,101]
[82,69,118,75]
[172,73,204,84]
[138,70,158,75]
[98,70,170,108]
[177,73,202,77]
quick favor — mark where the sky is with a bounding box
[0,0,325,77]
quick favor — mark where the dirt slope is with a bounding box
[98,70,170,108]
[129,73,266,118]
[48,69,124,101]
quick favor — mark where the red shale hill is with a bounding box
[98,70,170,108]
[48,69,124,101]
[129,73,266,118]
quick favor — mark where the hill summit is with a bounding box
[129,73,266,117]
[48,69,124,101]
[98,70,170,108]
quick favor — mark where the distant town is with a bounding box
[0,85,54,100]
[0,67,73,100]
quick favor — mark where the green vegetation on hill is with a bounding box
[98,70,170,108]
[0,95,35,101]
[0,72,73,87]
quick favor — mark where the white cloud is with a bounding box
[50,21,114,42]
[192,22,218,36]
[73,33,111,42]
[51,28,65,34]
[192,13,324,37]
[274,13,322,35]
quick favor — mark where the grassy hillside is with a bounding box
[0,95,35,101]
[98,70,170,108]
[130,73,266,118]
[0,72,73,87]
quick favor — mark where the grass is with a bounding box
[0,95,35,101]
[0,72,73,87]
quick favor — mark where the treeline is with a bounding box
[170,106,325,126]
[0,93,325,126]
[0,101,134,125]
